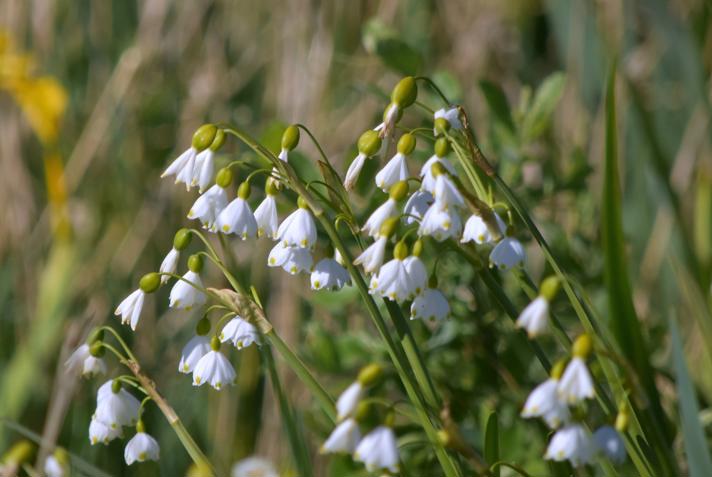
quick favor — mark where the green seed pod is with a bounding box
[210,335,221,351]
[572,334,593,359]
[1,440,35,466]
[357,363,384,387]
[297,196,309,209]
[87,327,104,345]
[209,129,226,151]
[357,130,382,157]
[539,276,561,302]
[379,217,399,238]
[412,239,423,257]
[396,133,416,155]
[281,125,300,151]
[196,317,211,336]
[191,124,218,152]
[434,117,451,136]
[89,341,105,357]
[215,167,233,188]
[430,161,447,177]
[391,76,418,108]
[388,181,409,201]
[173,228,192,251]
[187,254,204,273]
[139,272,161,293]
[434,137,450,157]
[237,181,251,199]
[550,358,568,380]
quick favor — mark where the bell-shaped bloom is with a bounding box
[336,382,363,420]
[403,256,427,295]
[232,457,279,477]
[490,237,525,270]
[434,107,462,131]
[311,257,351,290]
[362,199,398,237]
[418,203,462,242]
[403,190,433,225]
[114,289,145,331]
[410,288,450,321]
[521,378,570,429]
[322,418,361,454]
[124,432,160,465]
[461,213,506,244]
[344,153,367,191]
[169,271,206,310]
[161,147,198,191]
[194,149,215,192]
[220,316,260,349]
[517,296,549,338]
[433,174,464,209]
[354,237,388,275]
[277,208,317,249]
[89,418,122,445]
[178,335,211,374]
[370,258,416,303]
[545,424,594,467]
[94,381,140,429]
[217,197,258,239]
[354,426,399,473]
[267,242,313,275]
[375,153,409,191]
[193,350,236,390]
[557,357,595,404]
[420,156,456,193]
[65,344,106,377]
[593,426,626,464]
[159,248,180,284]
[254,195,279,239]
[187,185,229,232]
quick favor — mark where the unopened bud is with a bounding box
[191,124,218,152]
[173,228,192,251]
[357,363,384,387]
[388,181,409,201]
[187,254,204,273]
[397,133,416,155]
[216,167,233,188]
[391,76,418,108]
[434,137,450,157]
[540,276,561,302]
[139,272,161,293]
[281,125,300,151]
[357,130,382,157]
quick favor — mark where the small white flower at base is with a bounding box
[114,289,145,331]
[231,456,278,477]
[521,378,570,429]
[420,156,456,193]
[362,199,398,237]
[545,424,594,467]
[461,213,506,245]
[410,289,450,321]
[220,316,261,349]
[194,149,215,192]
[44,455,65,477]
[489,237,525,270]
[433,174,465,209]
[124,432,160,465]
[311,257,351,290]
[403,255,427,295]
[557,357,595,404]
[354,236,388,275]
[179,335,211,374]
[336,382,363,420]
[254,195,279,239]
[354,426,399,473]
[94,380,140,430]
[344,153,367,191]
[267,242,313,275]
[375,153,409,191]
[217,197,258,239]
[89,418,122,445]
[169,271,206,310]
[187,185,229,233]
[434,107,463,131]
[403,190,433,225]
[418,203,462,242]
[161,147,197,191]
[159,248,180,284]
[277,207,317,249]
[370,258,416,303]
[593,426,626,464]
[322,418,361,454]
[516,296,549,338]
[65,344,107,377]
[193,340,236,390]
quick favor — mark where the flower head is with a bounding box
[267,242,313,275]
[403,190,433,225]
[461,213,506,244]
[545,424,594,467]
[434,107,463,131]
[403,255,427,296]
[418,203,462,242]
[193,337,236,390]
[420,155,456,193]
[89,418,122,445]
[114,289,145,331]
[354,236,388,275]
[254,193,279,239]
[593,426,626,464]
[124,428,160,465]
[521,378,570,429]
[410,288,450,321]
[489,237,525,270]
[516,296,549,338]
[336,382,363,420]
[433,173,464,209]
[311,257,351,290]
[94,380,140,430]
[194,148,215,193]
[187,184,229,232]
[179,335,211,374]
[362,199,398,238]
[558,357,594,404]
[277,201,317,249]
[65,344,106,377]
[159,248,180,284]
[169,270,206,310]
[220,316,261,349]
[231,457,278,477]
[354,426,399,473]
[161,147,198,191]
[322,418,361,454]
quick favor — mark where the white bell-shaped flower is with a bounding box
[336,382,363,420]
[354,236,388,275]
[354,426,399,473]
[161,147,197,191]
[345,130,382,190]
[434,107,463,131]
[254,194,279,239]
[374,102,400,137]
[593,426,626,464]
[490,237,525,270]
[179,335,211,374]
[267,242,313,275]
[558,357,594,404]
[433,173,464,209]
[124,426,160,465]
[370,243,416,302]
[159,248,180,284]
[277,200,317,249]
[89,418,122,445]
[94,380,140,430]
[362,199,398,237]
[418,203,462,241]
[217,198,257,239]
[322,418,361,454]
[517,297,549,338]
[311,257,351,290]
[231,457,279,477]
[169,270,206,310]
[220,316,260,349]
[345,153,367,191]
[65,344,107,377]
[193,337,236,390]
[545,424,594,467]
[114,289,145,331]
[521,378,570,429]
[43,454,66,477]
[420,155,456,193]
[410,288,450,321]
[403,255,427,295]
[403,190,433,225]
[194,149,215,192]
[375,153,409,191]
[187,184,229,233]
[461,212,507,244]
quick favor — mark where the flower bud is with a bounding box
[391,76,418,108]
[388,181,409,201]
[281,125,300,151]
[210,335,221,351]
[191,124,218,152]
[540,276,561,302]
[297,196,309,209]
[216,167,233,188]
[173,228,192,251]
[434,137,450,157]
[379,217,399,238]
[209,129,226,151]
[196,317,211,336]
[87,327,104,345]
[572,334,593,359]
[394,241,409,261]
[357,130,382,157]
[1,440,35,467]
[412,239,423,257]
[434,117,450,136]
[550,358,568,380]
[237,181,251,199]
[188,254,204,273]
[139,272,161,293]
[357,363,384,387]
[396,133,416,155]
[89,341,105,357]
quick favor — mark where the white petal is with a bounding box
[336,382,363,420]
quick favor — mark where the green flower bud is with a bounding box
[216,167,233,188]
[237,181,251,199]
[173,228,192,251]
[391,76,418,108]
[1,440,35,466]
[196,317,211,336]
[430,161,447,177]
[396,133,416,155]
[89,341,105,357]
[394,241,408,261]
[210,335,221,351]
[209,129,226,151]
[572,334,593,359]
[281,125,300,151]
[357,363,383,387]
[265,178,279,196]
[550,358,568,380]
[357,130,382,157]
[191,124,218,152]
[434,137,450,157]
[297,196,309,209]
[87,328,104,345]
[379,217,399,238]
[539,276,561,302]
[111,379,122,394]
[388,181,409,201]
[136,419,145,433]
[139,272,161,293]
[434,117,451,136]
[188,254,204,273]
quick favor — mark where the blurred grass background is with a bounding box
[1,0,712,476]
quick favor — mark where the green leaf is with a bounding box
[479,80,514,132]
[670,315,712,476]
[484,411,500,477]
[520,72,565,141]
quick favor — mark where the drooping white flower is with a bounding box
[44,454,65,477]
[187,184,229,232]
[89,418,122,445]
[370,257,415,303]
[231,457,279,477]
[345,153,367,191]
[461,213,507,244]
[354,236,388,275]
[114,289,145,331]
[169,270,206,310]
[94,381,140,430]
[267,242,313,275]
[159,248,180,284]
[420,155,456,193]
[178,335,211,374]
[311,257,351,290]
[354,426,399,473]
[558,357,595,404]
[194,149,215,192]
[374,102,400,137]
[193,346,237,390]
[217,197,258,239]
[362,199,399,238]
[336,382,363,420]
[345,130,382,190]
[521,378,570,429]
[254,194,279,239]
[322,418,361,454]
[593,426,626,464]
[410,288,450,321]
[403,190,433,225]
[403,255,427,295]
[434,107,463,131]
[545,424,594,467]
[124,432,160,465]
[489,237,525,270]
[65,344,106,377]
[433,173,464,209]
[220,316,261,349]
[161,147,198,191]
[375,153,409,191]
[418,203,462,241]
[277,205,317,249]
[516,296,549,338]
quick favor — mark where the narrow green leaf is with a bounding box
[484,412,500,477]
[520,72,565,141]
[478,80,514,132]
